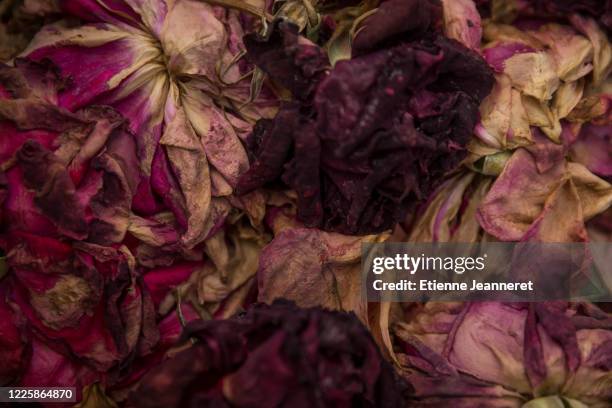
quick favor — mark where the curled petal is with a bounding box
[442,0,482,51]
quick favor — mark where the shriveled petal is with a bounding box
[446,303,535,393]
[442,0,482,51]
[244,20,329,100]
[482,41,535,73]
[0,282,29,385]
[522,95,562,143]
[503,52,560,101]
[157,87,211,248]
[567,162,612,220]
[159,0,226,79]
[1,58,66,104]
[570,124,612,178]
[521,178,588,242]
[192,219,268,315]
[565,329,612,403]
[477,148,565,241]
[181,83,249,189]
[352,0,441,56]
[478,74,531,148]
[552,80,585,122]
[94,65,168,176]
[20,338,99,400]
[570,14,612,86]
[258,226,385,324]
[16,141,89,239]
[408,172,478,242]
[23,22,162,110]
[394,304,527,406]
[567,95,611,124]
[123,0,168,36]
[128,213,179,248]
[528,23,594,82]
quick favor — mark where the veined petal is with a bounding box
[181,83,248,189]
[23,22,161,110]
[528,24,594,82]
[94,65,168,177]
[159,0,226,79]
[503,51,560,101]
[258,225,386,326]
[158,85,211,248]
[123,0,168,37]
[479,74,531,148]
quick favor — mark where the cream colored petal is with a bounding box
[452,178,492,243]
[504,52,560,101]
[522,95,562,143]
[552,80,585,121]
[522,177,587,242]
[522,95,554,128]
[442,0,482,50]
[483,22,543,48]
[508,88,533,147]
[528,24,594,82]
[408,172,476,243]
[570,14,612,86]
[568,162,612,220]
[480,74,512,147]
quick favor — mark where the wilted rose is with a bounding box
[5,232,159,373]
[131,299,407,408]
[394,301,612,407]
[237,0,494,235]
[15,0,276,250]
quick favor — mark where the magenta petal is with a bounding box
[63,0,142,25]
[0,281,29,385]
[570,124,612,178]
[20,337,99,400]
[150,145,188,229]
[25,26,154,110]
[143,262,201,307]
[483,42,536,72]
